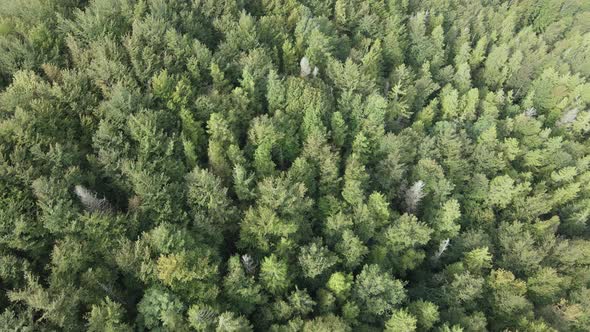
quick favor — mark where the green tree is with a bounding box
[223,255,266,315]
[186,166,237,245]
[87,297,132,332]
[327,272,353,300]
[298,242,338,280]
[408,300,439,331]
[385,309,417,332]
[526,267,567,305]
[137,287,187,331]
[486,269,534,330]
[260,255,291,296]
[353,264,406,323]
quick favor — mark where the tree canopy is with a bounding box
[1,0,590,330]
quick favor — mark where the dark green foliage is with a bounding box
[0,0,589,330]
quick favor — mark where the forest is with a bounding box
[0,0,589,331]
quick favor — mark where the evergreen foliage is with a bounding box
[0,0,590,330]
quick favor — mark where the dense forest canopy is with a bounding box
[0,0,590,331]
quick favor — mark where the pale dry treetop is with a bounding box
[557,108,579,127]
[312,66,319,78]
[241,254,257,274]
[300,56,311,77]
[195,307,217,324]
[433,238,450,261]
[405,180,426,213]
[523,107,537,117]
[74,185,112,214]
